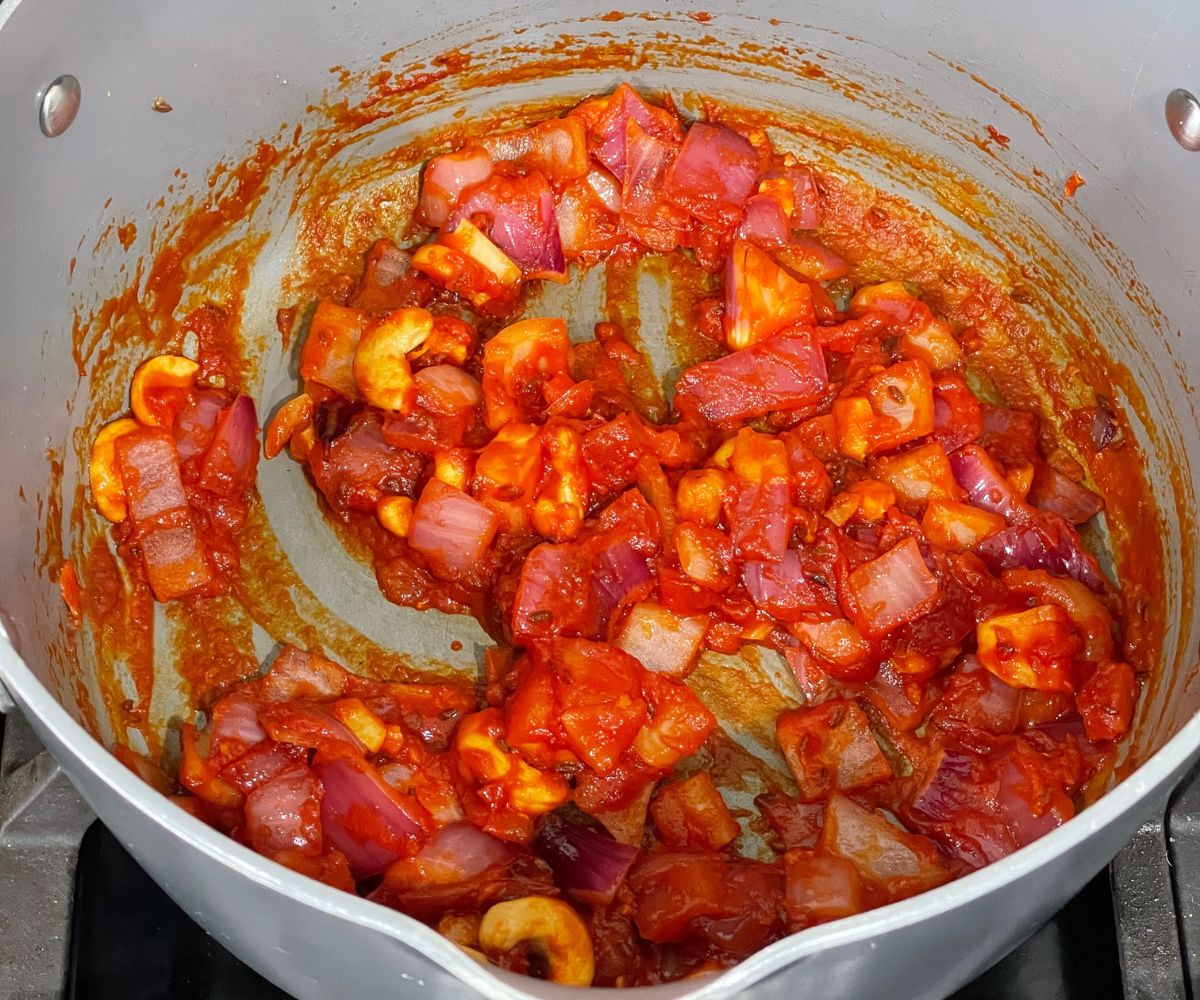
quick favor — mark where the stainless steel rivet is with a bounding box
[38,74,81,137]
[1165,88,1200,151]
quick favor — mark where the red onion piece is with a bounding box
[311,754,425,879]
[1083,398,1122,451]
[512,543,591,641]
[207,692,267,752]
[621,121,678,217]
[115,429,216,601]
[173,388,228,462]
[418,148,493,228]
[906,748,1017,867]
[589,84,682,181]
[199,393,259,496]
[449,173,565,278]
[1027,466,1103,524]
[737,193,790,247]
[534,813,639,905]
[975,514,1107,592]
[257,701,363,752]
[728,478,790,562]
[586,165,622,213]
[780,235,851,281]
[786,166,821,230]
[412,822,515,882]
[220,740,308,794]
[742,550,835,622]
[948,445,1024,521]
[408,479,499,582]
[993,748,1070,848]
[244,765,324,856]
[590,537,653,629]
[665,122,760,222]
[616,601,708,677]
[117,429,189,524]
[674,328,829,425]
[413,365,482,415]
[259,645,352,702]
[845,537,940,638]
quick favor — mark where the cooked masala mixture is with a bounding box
[70,82,1150,986]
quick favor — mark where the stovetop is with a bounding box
[1,710,1196,1000]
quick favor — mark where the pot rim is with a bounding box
[3,639,1197,998]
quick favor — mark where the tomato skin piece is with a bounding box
[976,604,1082,693]
[628,852,786,956]
[552,638,649,775]
[650,772,741,851]
[783,849,866,929]
[632,671,717,771]
[1076,659,1137,742]
[776,698,893,801]
[724,241,816,350]
[481,317,571,430]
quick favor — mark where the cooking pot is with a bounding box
[2,1,1199,997]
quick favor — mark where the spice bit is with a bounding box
[1064,171,1086,198]
[986,124,1011,148]
[152,96,173,113]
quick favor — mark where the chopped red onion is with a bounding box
[413,365,482,415]
[616,601,708,677]
[674,329,829,425]
[312,754,425,878]
[199,393,258,495]
[846,537,940,638]
[408,479,499,582]
[976,513,1107,592]
[449,173,565,278]
[665,122,760,221]
[413,822,515,882]
[418,148,493,228]
[534,813,639,905]
[948,445,1024,521]
[590,537,653,629]
[737,193,790,247]
[1027,466,1103,525]
[173,388,228,462]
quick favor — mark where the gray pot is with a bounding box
[1,1,1198,997]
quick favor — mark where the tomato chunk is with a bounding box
[650,772,741,851]
[776,698,893,801]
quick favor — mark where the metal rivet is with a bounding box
[1165,88,1200,151]
[38,74,81,137]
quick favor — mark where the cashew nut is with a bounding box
[478,896,594,986]
[130,354,199,425]
[89,417,140,522]
[352,308,430,413]
[532,423,588,542]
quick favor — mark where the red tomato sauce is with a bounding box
[78,84,1151,987]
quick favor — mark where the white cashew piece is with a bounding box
[478,895,595,986]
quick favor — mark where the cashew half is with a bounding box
[478,896,594,987]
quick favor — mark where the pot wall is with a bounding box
[1,1,1198,998]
